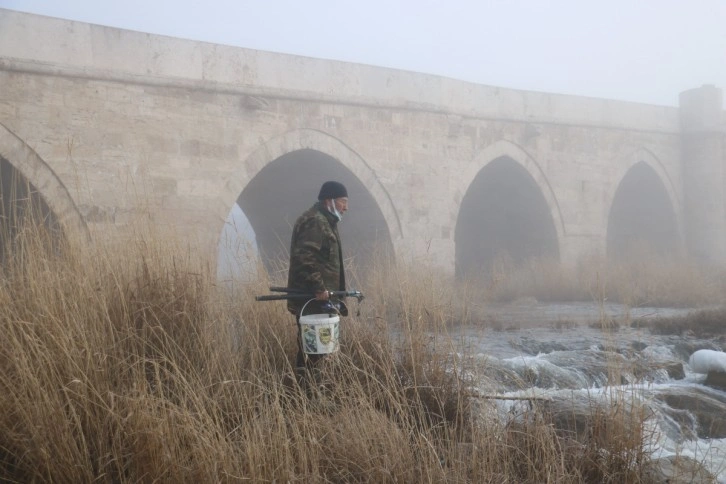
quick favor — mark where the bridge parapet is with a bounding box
[0,9,681,132]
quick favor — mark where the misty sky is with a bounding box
[1,0,725,107]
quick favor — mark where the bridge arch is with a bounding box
[605,148,683,259]
[0,124,88,243]
[219,129,401,278]
[453,140,564,279]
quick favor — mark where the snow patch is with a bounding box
[689,349,726,374]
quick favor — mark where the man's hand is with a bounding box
[315,290,330,301]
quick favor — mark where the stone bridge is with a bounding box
[1,9,724,280]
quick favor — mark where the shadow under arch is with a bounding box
[221,129,400,279]
[606,150,683,260]
[0,124,88,248]
[453,140,563,279]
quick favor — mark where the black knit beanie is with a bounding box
[317,181,348,200]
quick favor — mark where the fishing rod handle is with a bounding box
[255,294,311,301]
[269,286,308,293]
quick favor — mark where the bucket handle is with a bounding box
[300,297,342,318]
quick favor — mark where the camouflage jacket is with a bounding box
[287,202,346,315]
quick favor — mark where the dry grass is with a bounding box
[0,220,712,482]
[481,250,726,308]
[643,307,726,337]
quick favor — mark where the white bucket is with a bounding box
[299,313,340,354]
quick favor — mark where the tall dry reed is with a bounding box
[0,219,694,482]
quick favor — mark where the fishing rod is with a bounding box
[255,287,364,302]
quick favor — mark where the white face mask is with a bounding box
[327,200,343,222]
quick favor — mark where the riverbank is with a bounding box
[1,225,724,482]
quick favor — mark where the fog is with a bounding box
[2,1,722,282]
[218,150,394,283]
[219,151,685,282]
[455,156,560,279]
[2,0,724,107]
[606,161,680,260]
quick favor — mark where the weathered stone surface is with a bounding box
[664,362,686,380]
[704,370,726,391]
[538,393,650,442]
[657,388,726,439]
[0,9,724,271]
[642,455,715,484]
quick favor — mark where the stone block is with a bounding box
[704,371,726,391]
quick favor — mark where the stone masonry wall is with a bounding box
[0,9,705,272]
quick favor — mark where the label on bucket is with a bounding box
[300,314,340,354]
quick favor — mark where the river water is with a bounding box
[447,301,726,481]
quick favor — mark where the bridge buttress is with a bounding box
[679,85,726,266]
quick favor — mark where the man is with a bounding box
[287,181,349,374]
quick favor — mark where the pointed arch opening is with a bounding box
[0,125,87,262]
[607,161,680,261]
[455,156,560,280]
[0,156,63,260]
[219,148,394,282]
